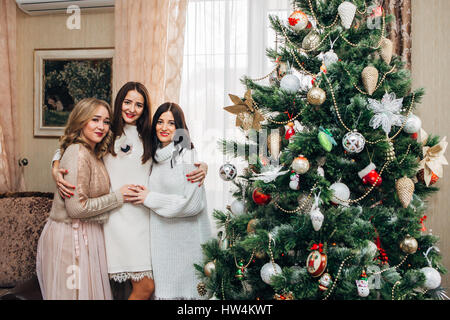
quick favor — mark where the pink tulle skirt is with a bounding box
[36,219,112,300]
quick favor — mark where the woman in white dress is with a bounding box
[126,102,212,299]
[51,82,208,300]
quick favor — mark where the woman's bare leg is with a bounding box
[128,276,155,300]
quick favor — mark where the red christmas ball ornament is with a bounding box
[252,188,271,206]
[417,169,439,186]
[358,163,382,187]
[411,132,418,140]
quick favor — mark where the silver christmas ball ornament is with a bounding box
[230,199,245,216]
[260,262,282,285]
[420,267,441,290]
[342,130,365,153]
[329,182,350,205]
[219,163,237,181]
[280,74,301,94]
[323,49,339,68]
[403,114,422,134]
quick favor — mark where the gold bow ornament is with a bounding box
[418,131,448,186]
[224,90,265,131]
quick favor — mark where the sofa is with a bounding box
[0,192,53,300]
[0,191,132,300]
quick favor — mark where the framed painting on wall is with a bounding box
[34,48,114,137]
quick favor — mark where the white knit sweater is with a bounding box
[144,142,212,299]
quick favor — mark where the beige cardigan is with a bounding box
[48,143,123,224]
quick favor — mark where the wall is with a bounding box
[411,0,450,289]
[16,9,114,192]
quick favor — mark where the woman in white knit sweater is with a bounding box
[127,102,212,299]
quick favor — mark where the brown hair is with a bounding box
[59,98,113,159]
[109,82,152,163]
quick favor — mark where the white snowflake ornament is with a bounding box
[367,92,406,134]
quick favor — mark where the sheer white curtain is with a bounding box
[179,0,291,233]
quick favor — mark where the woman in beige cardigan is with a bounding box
[36,98,131,300]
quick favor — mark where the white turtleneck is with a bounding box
[143,142,212,299]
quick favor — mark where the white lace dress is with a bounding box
[102,124,153,282]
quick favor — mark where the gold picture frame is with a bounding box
[34,48,114,137]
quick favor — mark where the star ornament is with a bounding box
[224,90,265,131]
[367,92,406,134]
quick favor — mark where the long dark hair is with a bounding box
[149,102,194,164]
[109,82,152,164]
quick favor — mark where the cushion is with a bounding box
[0,192,53,287]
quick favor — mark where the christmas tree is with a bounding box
[195,0,448,300]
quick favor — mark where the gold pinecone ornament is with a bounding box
[395,176,415,208]
[380,37,394,65]
[361,66,379,95]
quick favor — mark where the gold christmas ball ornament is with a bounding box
[302,31,321,51]
[307,86,326,106]
[395,176,415,208]
[361,66,379,96]
[400,234,418,254]
[204,260,216,277]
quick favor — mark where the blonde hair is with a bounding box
[59,98,113,159]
